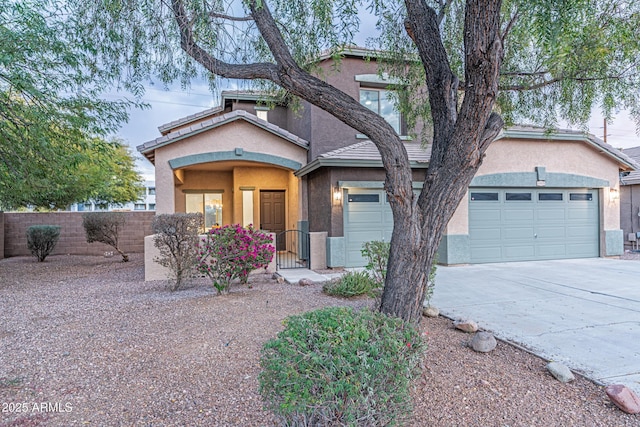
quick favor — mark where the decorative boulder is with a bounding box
[298,278,315,287]
[454,319,479,333]
[422,306,439,318]
[546,362,575,383]
[470,331,497,353]
[605,384,640,414]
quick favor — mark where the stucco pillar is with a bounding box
[309,231,327,270]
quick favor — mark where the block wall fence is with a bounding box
[0,211,155,259]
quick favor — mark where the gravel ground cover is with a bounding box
[1,254,638,426]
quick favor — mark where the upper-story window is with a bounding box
[359,88,401,134]
[148,187,156,196]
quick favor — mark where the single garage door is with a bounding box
[469,188,599,263]
[344,189,393,267]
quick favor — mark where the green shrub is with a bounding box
[362,239,438,306]
[361,240,390,285]
[82,212,128,262]
[26,225,60,262]
[259,307,427,426]
[322,270,379,298]
[152,213,203,291]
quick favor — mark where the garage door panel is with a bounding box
[567,213,595,222]
[537,244,567,257]
[503,227,534,240]
[470,246,503,262]
[537,209,566,221]
[567,225,596,238]
[504,209,534,221]
[472,227,502,240]
[503,245,535,259]
[347,211,383,225]
[471,208,502,223]
[470,188,598,263]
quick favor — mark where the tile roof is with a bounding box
[622,146,640,185]
[318,140,430,163]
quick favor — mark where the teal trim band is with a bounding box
[471,172,609,188]
[169,151,302,170]
[338,181,424,189]
[605,229,624,256]
[326,237,345,267]
[436,234,470,265]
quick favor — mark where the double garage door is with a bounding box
[343,187,600,266]
[469,188,599,263]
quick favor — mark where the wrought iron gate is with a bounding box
[275,230,310,269]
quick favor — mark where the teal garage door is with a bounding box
[343,189,393,267]
[469,188,599,263]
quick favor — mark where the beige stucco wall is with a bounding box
[154,120,307,214]
[446,138,623,235]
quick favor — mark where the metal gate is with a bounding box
[276,230,310,269]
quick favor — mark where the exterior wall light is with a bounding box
[609,187,619,201]
[333,186,342,205]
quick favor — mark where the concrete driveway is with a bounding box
[431,258,640,394]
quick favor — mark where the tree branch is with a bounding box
[208,12,253,22]
[171,0,278,81]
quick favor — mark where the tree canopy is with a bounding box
[0,0,140,210]
[62,0,640,321]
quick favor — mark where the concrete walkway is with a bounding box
[431,258,640,394]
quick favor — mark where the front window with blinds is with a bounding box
[359,89,401,134]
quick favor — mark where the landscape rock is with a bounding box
[275,276,285,284]
[454,319,479,333]
[605,384,640,414]
[422,306,440,317]
[546,362,575,383]
[470,331,497,353]
[298,278,315,287]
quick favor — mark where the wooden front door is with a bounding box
[260,191,286,250]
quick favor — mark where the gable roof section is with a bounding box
[157,91,275,134]
[622,146,640,185]
[498,126,639,171]
[294,140,430,177]
[295,127,638,177]
[137,109,309,164]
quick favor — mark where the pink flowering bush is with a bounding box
[198,224,275,294]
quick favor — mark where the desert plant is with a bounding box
[362,240,438,306]
[26,225,60,262]
[197,224,275,294]
[361,240,391,285]
[259,307,427,426]
[82,212,128,262]
[322,270,379,298]
[152,213,203,291]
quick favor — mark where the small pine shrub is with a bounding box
[152,213,203,291]
[322,270,379,298]
[259,307,427,426]
[26,225,60,262]
[82,212,128,262]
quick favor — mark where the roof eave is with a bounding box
[295,158,428,177]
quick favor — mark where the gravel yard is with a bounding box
[1,254,638,426]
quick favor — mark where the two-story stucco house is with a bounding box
[137,48,638,269]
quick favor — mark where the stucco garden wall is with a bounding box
[2,212,155,258]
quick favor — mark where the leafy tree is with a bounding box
[66,0,640,322]
[0,0,137,210]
